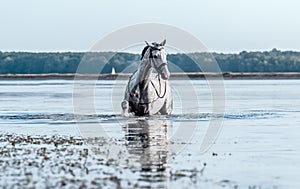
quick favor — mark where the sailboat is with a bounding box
[111,67,116,74]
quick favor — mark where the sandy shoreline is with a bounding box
[0,132,210,189]
[0,72,300,80]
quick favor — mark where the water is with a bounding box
[0,79,299,188]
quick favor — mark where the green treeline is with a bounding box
[0,49,300,74]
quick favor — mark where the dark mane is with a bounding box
[141,46,150,60]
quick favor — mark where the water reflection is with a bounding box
[124,119,171,185]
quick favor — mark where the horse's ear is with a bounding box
[145,41,151,46]
[160,39,166,46]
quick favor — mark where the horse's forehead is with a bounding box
[152,45,163,50]
[151,42,161,47]
[151,47,165,53]
[142,45,167,60]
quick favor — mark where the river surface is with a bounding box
[0,79,299,188]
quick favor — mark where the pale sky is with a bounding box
[0,0,299,53]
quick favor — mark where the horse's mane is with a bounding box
[141,46,150,60]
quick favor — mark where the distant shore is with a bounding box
[1,72,300,80]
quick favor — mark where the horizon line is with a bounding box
[0,48,299,54]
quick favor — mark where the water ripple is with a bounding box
[0,112,281,124]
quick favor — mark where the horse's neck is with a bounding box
[136,59,153,87]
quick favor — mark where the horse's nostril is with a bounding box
[162,73,169,80]
[153,55,158,58]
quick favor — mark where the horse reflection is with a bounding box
[124,119,170,184]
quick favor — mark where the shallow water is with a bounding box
[0,79,299,188]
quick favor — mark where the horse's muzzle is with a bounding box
[161,68,170,80]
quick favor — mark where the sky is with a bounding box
[0,0,300,53]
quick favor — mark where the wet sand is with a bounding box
[0,132,210,189]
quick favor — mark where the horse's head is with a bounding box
[142,39,170,80]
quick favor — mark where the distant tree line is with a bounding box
[0,48,300,74]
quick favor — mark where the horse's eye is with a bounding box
[153,55,158,58]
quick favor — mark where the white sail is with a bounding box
[111,67,116,74]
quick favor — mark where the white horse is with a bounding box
[121,40,173,116]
